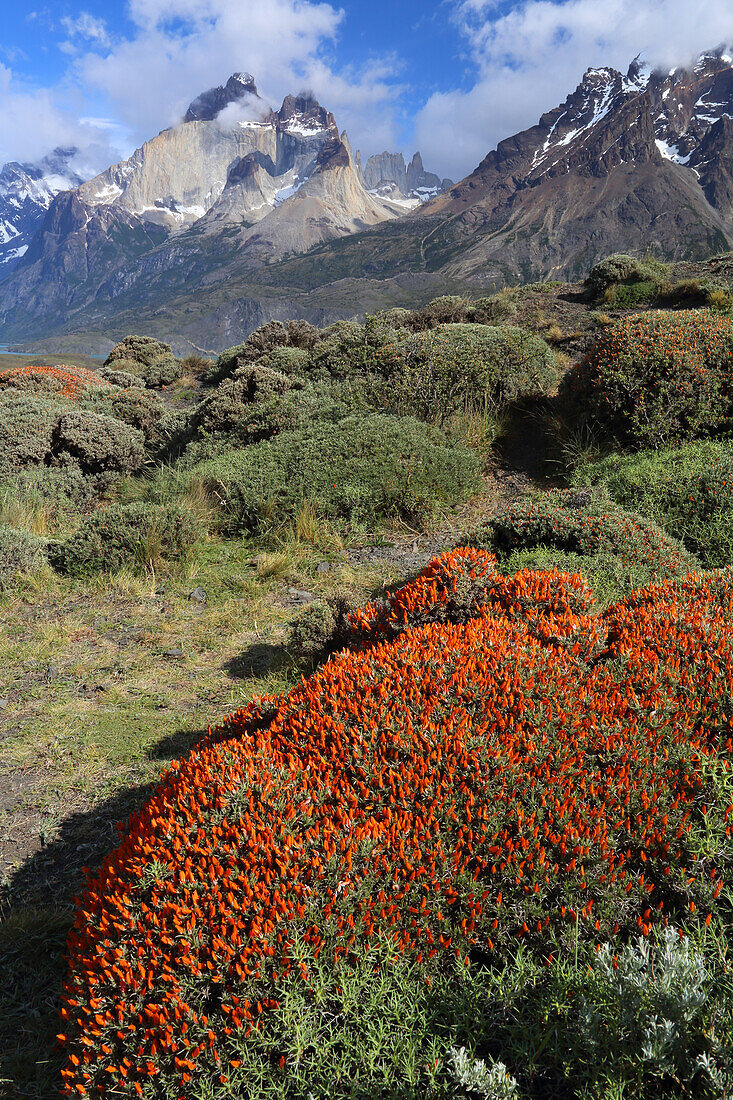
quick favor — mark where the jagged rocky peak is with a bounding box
[277,93,337,137]
[0,146,85,271]
[184,72,260,123]
[361,149,453,204]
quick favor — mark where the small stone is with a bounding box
[0,697,9,708]
[164,648,185,659]
[316,561,331,574]
[189,586,207,604]
[287,587,315,603]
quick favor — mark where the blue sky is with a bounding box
[2,0,733,180]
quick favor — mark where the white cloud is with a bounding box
[415,0,733,180]
[72,0,403,155]
[0,63,117,168]
[61,12,110,46]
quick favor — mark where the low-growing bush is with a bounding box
[0,523,46,585]
[0,393,62,478]
[81,386,182,452]
[574,441,733,567]
[144,354,182,388]
[104,335,172,370]
[470,489,699,585]
[469,293,519,325]
[97,367,146,389]
[193,414,481,534]
[384,324,558,426]
[186,365,299,446]
[206,321,321,385]
[52,411,145,484]
[60,567,733,1097]
[562,309,733,447]
[586,253,669,298]
[411,295,473,329]
[48,502,201,576]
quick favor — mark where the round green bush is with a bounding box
[411,295,472,329]
[49,502,202,576]
[145,354,182,388]
[104,335,172,369]
[467,293,518,324]
[585,254,665,298]
[563,310,733,447]
[0,524,47,586]
[471,489,699,587]
[81,389,185,463]
[574,441,733,567]
[52,411,145,482]
[206,321,321,385]
[387,323,558,425]
[190,365,297,443]
[256,346,310,375]
[0,393,61,478]
[193,414,481,533]
[98,367,146,389]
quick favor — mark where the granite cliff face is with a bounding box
[0,75,447,339]
[358,150,453,205]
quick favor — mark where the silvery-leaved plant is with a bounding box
[449,1045,520,1098]
[580,927,726,1089]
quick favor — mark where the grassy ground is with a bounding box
[0,531,404,1098]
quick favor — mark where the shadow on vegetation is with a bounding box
[0,720,206,1100]
[223,640,291,680]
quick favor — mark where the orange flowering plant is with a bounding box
[57,546,733,1097]
[0,362,110,399]
[563,310,733,447]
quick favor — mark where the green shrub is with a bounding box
[468,293,519,324]
[0,393,61,478]
[563,310,733,447]
[287,598,353,662]
[586,254,669,298]
[145,354,182,388]
[104,335,172,369]
[308,317,401,380]
[411,295,473,329]
[385,324,558,426]
[81,387,183,454]
[470,489,699,585]
[98,367,146,389]
[605,279,658,308]
[256,346,310,375]
[193,414,481,534]
[574,441,733,567]
[0,524,46,585]
[0,394,148,485]
[49,502,201,576]
[206,320,321,385]
[189,365,298,444]
[52,411,145,483]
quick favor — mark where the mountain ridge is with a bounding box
[4,49,733,352]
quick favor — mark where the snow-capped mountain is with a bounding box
[421,47,733,281]
[0,148,85,272]
[0,73,449,338]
